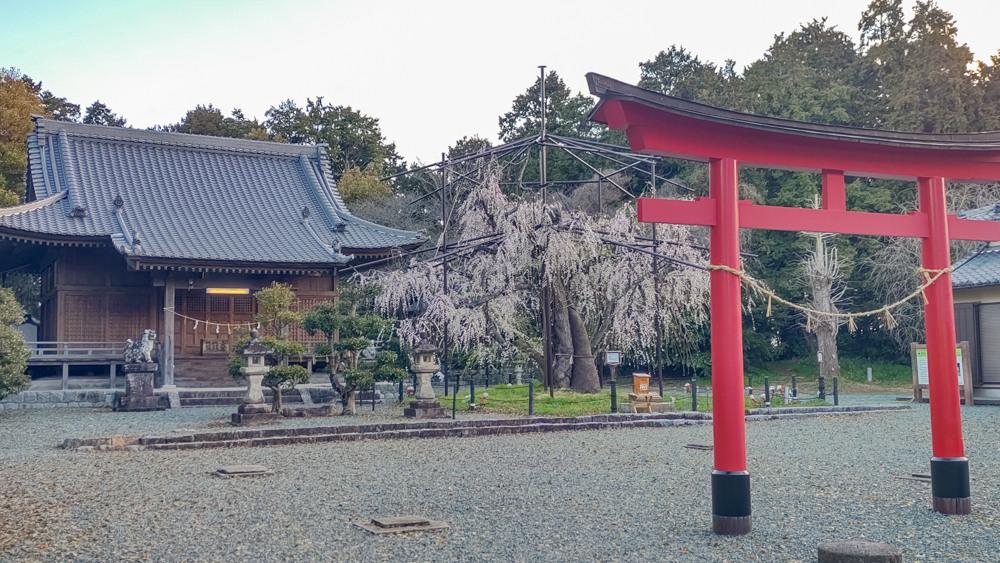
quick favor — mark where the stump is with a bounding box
[817,541,902,563]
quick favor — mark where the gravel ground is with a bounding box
[2,397,998,562]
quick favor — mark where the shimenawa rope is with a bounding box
[705,264,953,333]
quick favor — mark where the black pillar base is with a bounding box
[712,470,751,535]
[931,457,971,515]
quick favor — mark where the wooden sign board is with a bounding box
[202,339,231,355]
[910,341,974,406]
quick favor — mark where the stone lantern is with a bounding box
[231,330,280,425]
[403,335,447,419]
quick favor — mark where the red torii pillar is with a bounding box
[586,72,1000,535]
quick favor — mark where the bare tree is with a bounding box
[864,182,1000,353]
[801,233,848,380]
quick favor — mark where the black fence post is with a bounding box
[691,376,698,412]
[452,372,458,419]
[818,376,826,401]
[610,380,617,413]
[528,377,535,416]
[372,386,376,412]
[833,377,839,406]
[470,374,475,411]
[398,380,403,404]
[764,376,770,408]
[791,375,797,399]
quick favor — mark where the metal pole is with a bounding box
[833,377,839,406]
[691,375,698,412]
[598,177,602,215]
[441,153,450,399]
[538,65,555,400]
[792,375,797,399]
[469,372,475,411]
[764,376,770,408]
[528,376,534,416]
[452,370,458,419]
[610,380,617,413]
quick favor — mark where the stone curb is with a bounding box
[60,405,905,453]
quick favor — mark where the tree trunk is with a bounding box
[808,235,841,381]
[816,324,840,381]
[568,306,601,393]
[329,372,357,415]
[341,389,357,416]
[550,285,573,389]
[270,386,282,413]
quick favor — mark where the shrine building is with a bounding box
[952,203,1000,395]
[0,117,423,388]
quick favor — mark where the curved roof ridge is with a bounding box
[31,117,323,158]
[587,73,1000,150]
[0,191,67,217]
[314,156,425,240]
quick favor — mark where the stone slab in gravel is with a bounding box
[1,398,996,562]
[818,540,903,563]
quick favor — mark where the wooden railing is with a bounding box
[27,341,160,361]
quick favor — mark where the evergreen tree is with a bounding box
[83,100,127,127]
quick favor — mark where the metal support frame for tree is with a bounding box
[376,67,705,393]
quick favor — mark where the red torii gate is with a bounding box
[587,73,1000,535]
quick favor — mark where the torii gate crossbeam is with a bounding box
[587,73,1000,535]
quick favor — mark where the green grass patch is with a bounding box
[403,384,616,417]
[746,356,911,389]
[404,382,829,416]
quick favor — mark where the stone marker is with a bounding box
[213,465,275,478]
[818,541,903,563]
[354,515,449,535]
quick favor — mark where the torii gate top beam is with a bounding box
[587,73,1000,184]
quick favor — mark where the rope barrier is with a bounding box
[705,265,953,333]
[163,307,259,333]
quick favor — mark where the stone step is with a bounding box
[178,396,306,407]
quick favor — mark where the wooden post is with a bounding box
[163,275,176,387]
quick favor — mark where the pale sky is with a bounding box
[3,0,998,164]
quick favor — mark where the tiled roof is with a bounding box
[0,118,422,268]
[953,203,1000,288]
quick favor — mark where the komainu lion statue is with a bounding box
[124,329,156,363]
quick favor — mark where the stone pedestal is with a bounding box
[404,371,446,418]
[404,399,448,419]
[244,374,266,404]
[231,402,281,425]
[115,363,163,412]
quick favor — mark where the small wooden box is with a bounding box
[633,373,651,395]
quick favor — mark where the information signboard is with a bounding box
[910,341,974,406]
[915,347,964,386]
[605,351,621,366]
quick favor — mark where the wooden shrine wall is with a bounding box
[43,248,158,345]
